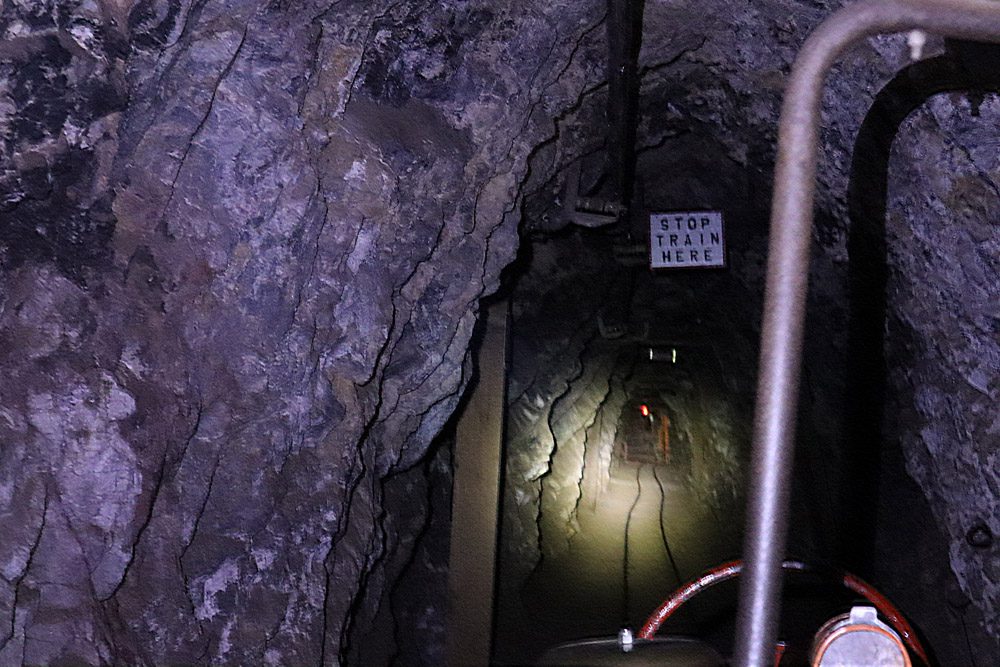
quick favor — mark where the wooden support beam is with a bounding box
[446,300,509,667]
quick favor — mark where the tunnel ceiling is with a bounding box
[0,0,997,665]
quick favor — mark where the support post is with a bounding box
[446,300,509,667]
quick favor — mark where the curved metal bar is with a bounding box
[735,1,1000,665]
[638,560,743,639]
[640,559,929,665]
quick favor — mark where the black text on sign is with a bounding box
[649,211,726,269]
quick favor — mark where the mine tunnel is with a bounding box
[0,0,998,666]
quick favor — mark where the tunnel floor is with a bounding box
[493,460,742,665]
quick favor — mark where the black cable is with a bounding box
[622,463,644,626]
[651,465,684,587]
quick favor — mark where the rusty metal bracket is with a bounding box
[735,1,1000,665]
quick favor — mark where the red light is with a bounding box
[639,404,649,417]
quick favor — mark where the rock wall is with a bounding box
[633,5,1000,659]
[497,236,613,589]
[538,349,619,559]
[0,1,607,664]
[496,3,999,663]
[345,441,453,666]
[884,92,1000,648]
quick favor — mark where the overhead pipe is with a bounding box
[735,1,1000,665]
[605,0,645,216]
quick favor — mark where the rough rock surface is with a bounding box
[1,0,998,664]
[884,92,1000,645]
[0,0,607,664]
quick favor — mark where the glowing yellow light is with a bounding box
[640,404,650,417]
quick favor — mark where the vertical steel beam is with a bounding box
[735,2,1000,665]
[446,300,509,667]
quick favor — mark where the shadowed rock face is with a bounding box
[0,1,997,665]
[0,0,606,664]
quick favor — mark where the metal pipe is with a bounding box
[734,2,1000,665]
[642,560,929,664]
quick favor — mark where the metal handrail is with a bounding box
[735,1,1000,665]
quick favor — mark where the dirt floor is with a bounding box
[493,460,743,665]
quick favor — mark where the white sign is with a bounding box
[649,211,726,269]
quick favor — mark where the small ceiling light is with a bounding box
[671,348,677,364]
